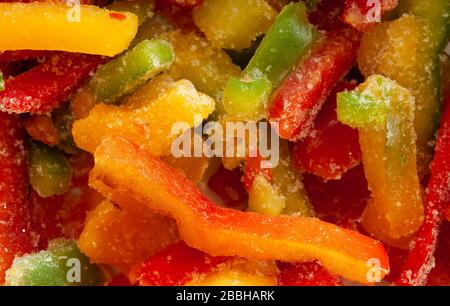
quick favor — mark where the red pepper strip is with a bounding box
[129,241,228,286]
[0,53,105,114]
[278,261,341,286]
[242,154,273,192]
[303,165,369,231]
[343,0,398,32]
[444,206,450,221]
[207,165,248,208]
[269,28,361,141]
[91,136,390,284]
[396,97,450,286]
[0,112,35,283]
[426,222,450,286]
[0,50,54,62]
[308,0,347,31]
[293,82,361,180]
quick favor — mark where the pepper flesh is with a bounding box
[343,0,398,32]
[0,112,34,283]
[73,76,215,155]
[337,75,424,241]
[269,28,360,141]
[358,2,450,175]
[0,3,138,56]
[90,136,389,284]
[278,261,341,286]
[224,2,319,121]
[0,53,104,114]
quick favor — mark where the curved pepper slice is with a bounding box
[0,3,138,56]
[343,0,398,32]
[0,112,34,283]
[396,96,450,286]
[0,53,104,114]
[337,75,424,241]
[278,261,341,286]
[293,82,362,180]
[129,241,228,286]
[269,28,361,141]
[90,136,389,284]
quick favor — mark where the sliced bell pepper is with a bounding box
[25,115,60,147]
[0,3,138,56]
[224,1,319,121]
[278,261,341,286]
[248,174,286,216]
[192,0,276,50]
[293,82,362,180]
[343,0,398,32]
[0,53,104,114]
[0,50,54,62]
[243,154,272,191]
[0,112,34,283]
[358,2,450,175]
[90,136,389,284]
[337,75,424,241]
[73,77,215,155]
[28,141,73,198]
[269,27,361,141]
[162,155,211,184]
[208,165,248,208]
[88,39,175,104]
[396,96,450,286]
[425,222,450,286]
[0,71,4,91]
[157,0,203,9]
[154,0,198,32]
[5,239,105,286]
[308,0,346,31]
[79,200,179,272]
[129,241,228,286]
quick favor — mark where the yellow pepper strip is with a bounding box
[0,3,138,56]
[337,75,424,241]
[90,136,390,284]
[79,199,178,272]
[193,0,276,50]
[248,174,286,216]
[72,75,215,155]
[188,260,278,286]
[358,14,447,175]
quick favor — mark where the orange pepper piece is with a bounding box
[89,136,390,284]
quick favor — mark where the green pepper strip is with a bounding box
[223,2,320,121]
[5,239,105,286]
[89,38,175,104]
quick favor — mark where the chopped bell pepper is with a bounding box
[343,0,398,32]
[278,261,341,286]
[248,174,286,216]
[5,239,106,286]
[73,77,215,155]
[89,39,174,104]
[28,141,73,198]
[337,75,424,241]
[269,28,361,141]
[224,1,319,121]
[192,0,276,50]
[79,200,179,272]
[0,53,104,114]
[293,82,362,180]
[396,96,450,286]
[129,241,228,286]
[358,2,450,175]
[0,50,54,62]
[0,112,34,283]
[90,136,389,284]
[0,3,138,56]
